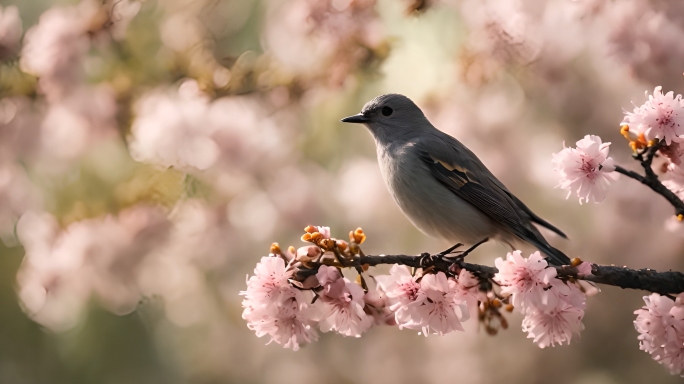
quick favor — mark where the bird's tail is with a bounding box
[529,238,571,266]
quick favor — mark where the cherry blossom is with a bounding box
[416,272,469,336]
[242,256,294,305]
[241,256,319,350]
[522,301,585,348]
[494,251,556,311]
[375,265,423,329]
[495,250,587,348]
[634,293,684,376]
[316,266,372,337]
[552,135,618,204]
[622,87,684,146]
[663,163,684,200]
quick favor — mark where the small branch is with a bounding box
[614,141,684,216]
[341,254,684,296]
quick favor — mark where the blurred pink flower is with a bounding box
[522,301,585,349]
[263,0,384,86]
[416,272,469,336]
[20,4,90,99]
[0,5,22,59]
[663,163,684,200]
[0,163,40,246]
[16,206,170,330]
[622,87,684,146]
[39,85,118,161]
[634,293,684,376]
[20,0,139,99]
[128,82,219,170]
[552,135,618,204]
[317,268,372,337]
[494,250,556,311]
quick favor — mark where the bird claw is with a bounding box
[438,243,464,257]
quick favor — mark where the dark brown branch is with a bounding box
[346,254,684,296]
[614,141,684,216]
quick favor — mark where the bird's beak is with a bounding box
[340,113,370,124]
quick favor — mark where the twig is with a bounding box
[613,141,684,216]
[335,254,684,296]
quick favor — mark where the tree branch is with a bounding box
[340,254,684,296]
[614,141,684,216]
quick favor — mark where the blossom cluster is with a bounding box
[494,251,588,348]
[552,135,618,204]
[634,293,684,376]
[240,226,485,350]
[552,86,684,207]
[241,226,593,351]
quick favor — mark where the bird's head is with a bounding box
[341,94,429,144]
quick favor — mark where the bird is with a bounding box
[340,93,571,266]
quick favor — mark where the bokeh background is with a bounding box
[1,0,684,383]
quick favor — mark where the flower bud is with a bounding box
[296,245,322,262]
[301,233,312,242]
[270,242,282,255]
[304,225,317,233]
[319,238,336,251]
[336,240,349,251]
[350,227,366,244]
[310,232,323,242]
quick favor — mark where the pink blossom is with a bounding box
[634,293,684,376]
[315,264,341,287]
[416,272,469,336]
[453,269,482,314]
[296,245,322,262]
[663,163,684,201]
[241,256,293,305]
[317,275,372,337]
[316,226,331,239]
[552,135,618,204]
[494,251,556,312]
[375,265,423,329]
[522,301,585,348]
[241,256,319,350]
[242,290,318,351]
[622,87,684,146]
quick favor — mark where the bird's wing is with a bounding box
[504,192,567,239]
[413,135,550,239]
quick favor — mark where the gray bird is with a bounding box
[341,93,570,266]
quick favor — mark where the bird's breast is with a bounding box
[377,143,499,244]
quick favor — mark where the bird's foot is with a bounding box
[448,238,489,262]
[438,243,464,257]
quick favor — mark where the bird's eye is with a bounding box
[381,106,393,116]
